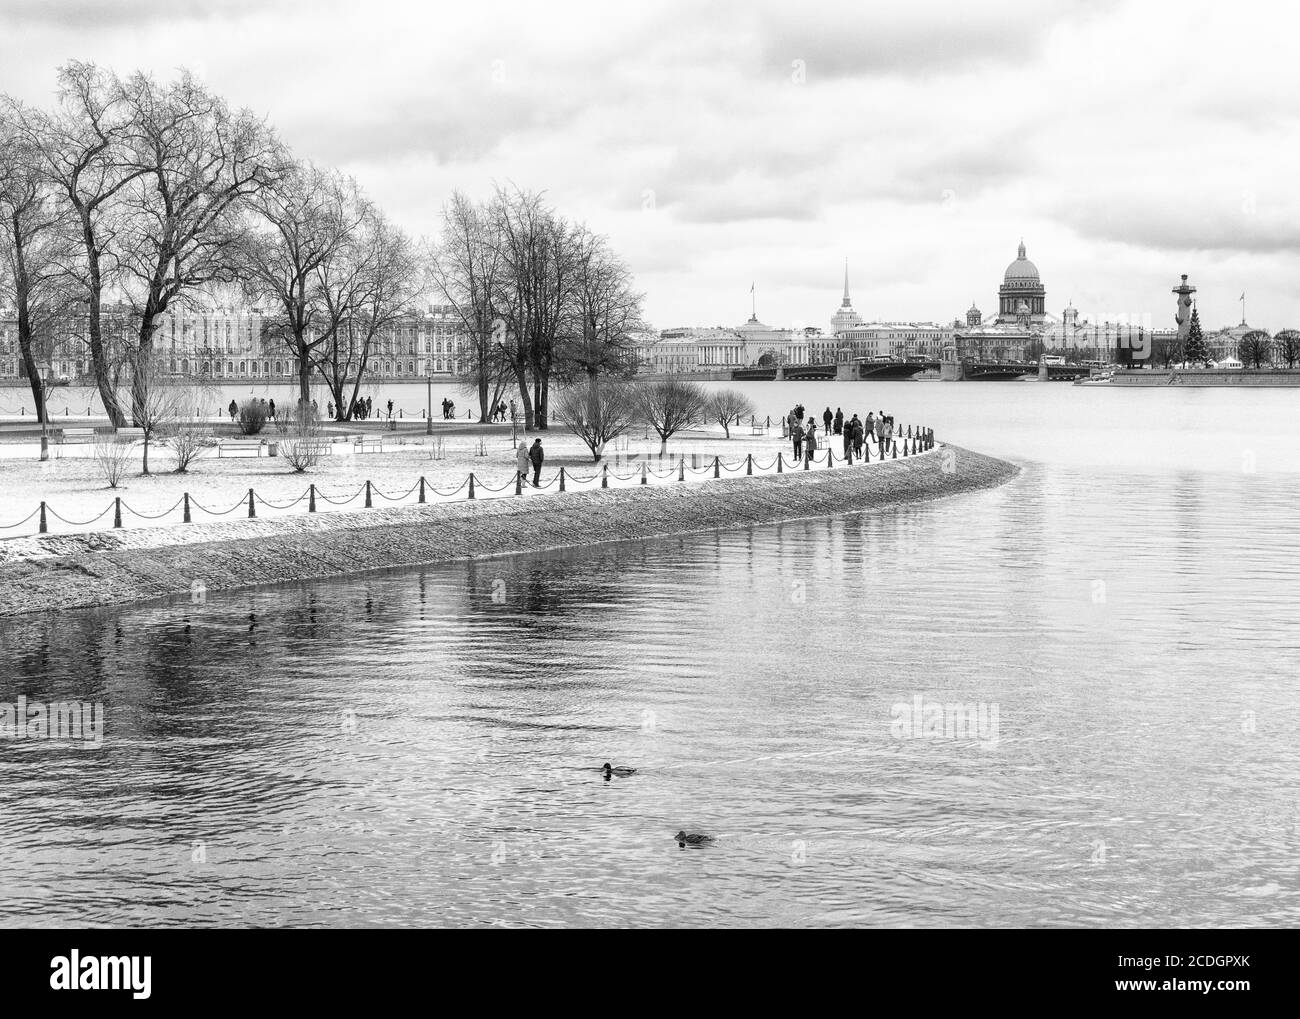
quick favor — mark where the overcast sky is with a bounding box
[2,0,1297,333]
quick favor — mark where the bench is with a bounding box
[750,422,767,435]
[217,437,266,458]
[115,427,145,442]
[355,436,385,454]
[59,427,98,445]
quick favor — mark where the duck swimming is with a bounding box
[675,830,715,847]
[602,762,636,779]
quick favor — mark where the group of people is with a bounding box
[516,437,545,486]
[786,403,897,464]
[227,397,277,421]
[488,400,516,423]
[439,398,458,420]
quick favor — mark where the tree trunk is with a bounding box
[296,342,313,410]
[16,304,46,425]
[85,255,126,427]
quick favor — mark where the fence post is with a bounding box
[746,453,753,476]
[640,461,647,485]
[365,480,373,508]
[114,497,122,528]
[248,488,256,518]
[777,452,783,474]
[804,450,810,471]
[903,440,909,457]
[309,484,317,513]
[39,501,47,533]
[892,442,898,459]
[418,476,426,503]
[678,456,685,482]
[601,462,608,489]
[468,473,476,499]
[880,442,886,462]
[826,447,834,469]
[559,467,566,492]
[713,455,720,479]
[183,493,191,524]
[516,471,522,496]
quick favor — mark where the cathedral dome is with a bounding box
[1004,241,1040,283]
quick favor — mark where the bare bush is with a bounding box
[166,423,209,473]
[91,432,134,488]
[555,379,637,461]
[706,389,755,439]
[277,413,326,473]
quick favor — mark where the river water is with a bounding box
[2,380,1298,928]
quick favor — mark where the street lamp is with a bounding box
[36,360,50,462]
[425,365,433,435]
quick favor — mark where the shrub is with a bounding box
[237,400,268,435]
[166,423,209,473]
[277,414,326,473]
[91,432,134,488]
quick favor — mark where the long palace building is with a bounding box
[0,304,470,383]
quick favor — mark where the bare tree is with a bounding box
[555,378,637,461]
[116,69,285,425]
[490,186,575,430]
[636,377,707,456]
[1273,329,1300,369]
[316,205,419,419]
[0,112,77,423]
[241,163,366,411]
[9,62,147,426]
[557,225,646,422]
[706,388,755,439]
[1238,330,1273,369]
[429,190,508,421]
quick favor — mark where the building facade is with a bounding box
[0,304,471,383]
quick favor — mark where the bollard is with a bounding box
[640,461,647,485]
[365,480,373,508]
[746,453,753,476]
[826,448,834,469]
[516,471,522,496]
[559,467,566,493]
[601,463,608,488]
[114,497,122,528]
[248,488,256,517]
[39,501,47,533]
[713,455,720,479]
[879,442,886,462]
[309,484,317,513]
[804,450,810,471]
[183,493,191,523]
[468,473,476,499]
[418,476,426,503]
[903,440,908,457]
[907,424,913,439]
[777,452,783,474]
[892,442,898,459]
[678,457,685,482]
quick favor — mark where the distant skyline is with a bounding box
[2,0,1297,332]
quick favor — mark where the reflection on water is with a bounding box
[2,383,1300,927]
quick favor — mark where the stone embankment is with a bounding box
[0,444,1018,616]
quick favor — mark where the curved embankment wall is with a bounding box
[0,445,1018,616]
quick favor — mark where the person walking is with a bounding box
[268,398,276,420]
[528,437,545,487]
[327,401,334,419]
[822,406,833,434]
[851,415,864,460]
[516,440,529,485]
[791,411,803,462]
[865,410,876,445]
[833,407,843,435]
[387,399,394,420]
[803,420,817,465]
[842,415,853,461]
[881,415,894,455]
[228,399,238,422]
